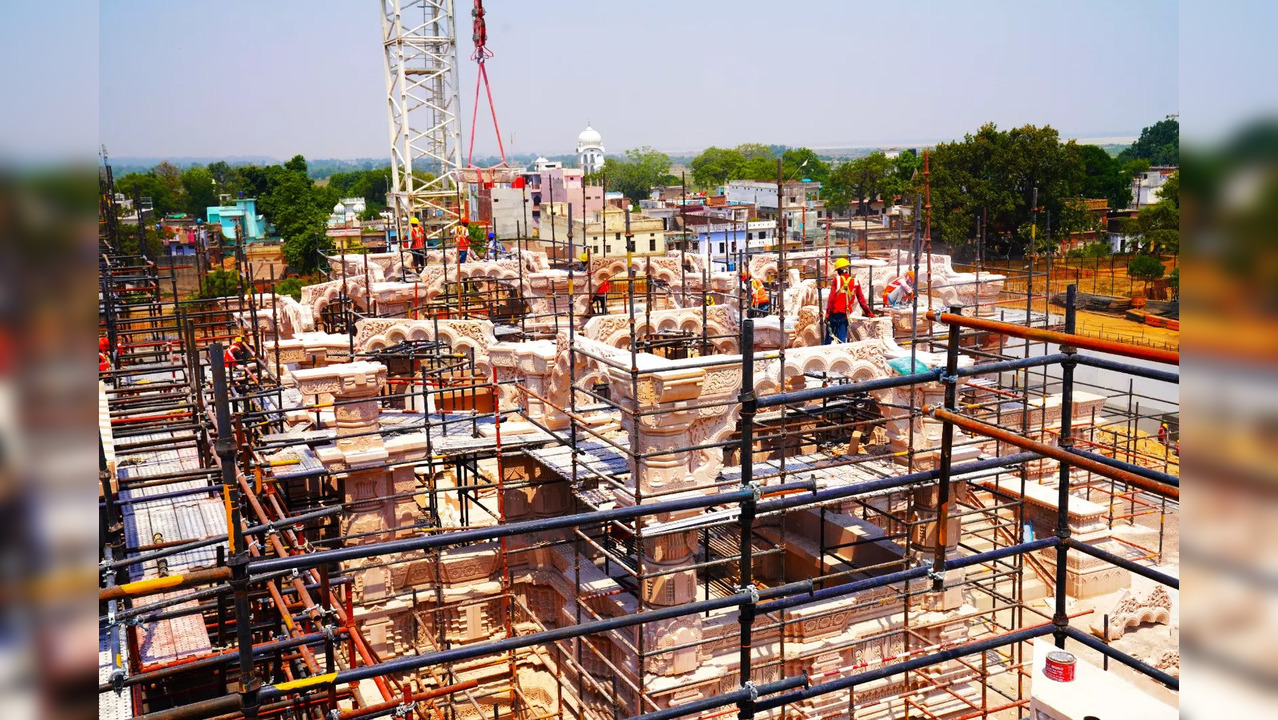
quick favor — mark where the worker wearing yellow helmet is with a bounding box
[225,334,252,366]
[882,270,916,308]
[407,216,425,269]
[825,257,874,343]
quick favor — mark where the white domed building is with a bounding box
[576,124,604,175]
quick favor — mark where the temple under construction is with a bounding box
[98,169,1180,720]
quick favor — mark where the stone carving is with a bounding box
[354,316,499,380]
[1091,586,1173,639]
[582,304,741,354]
[885,250,1006,315]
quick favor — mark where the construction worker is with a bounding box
[825,257,874,343]
[593,277,611,315]
[408,216,425,269]
[487,231,504,260]
[455,223,470,263]
[743,271,770,318]
[225,335,252,366]
[1157,422,1168,446]
[881,270,916,308]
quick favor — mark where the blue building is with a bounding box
[206,198,269,245]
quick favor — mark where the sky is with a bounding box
[88,1,1190,161]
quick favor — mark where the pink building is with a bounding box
[522,159,603,228]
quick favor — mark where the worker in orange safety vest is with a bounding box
[224,335,252,366]
[742,271,770,317]
[825,257,874,343]
[408,216,425,269]
[881,270,916,308]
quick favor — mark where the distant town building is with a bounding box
[206,197,269,245]
[521,162,603,231]
[545,207,666,258]
[1133,166,1177,208]
[724,180,825,242]
[576,124,604,175]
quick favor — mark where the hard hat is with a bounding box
[488,232,495,239]
[409,217,420,225]
[741,271,751,281]
[906,270,915,280]
[579,252,589,262]
[234,335,245,344]
[833,257,851,271]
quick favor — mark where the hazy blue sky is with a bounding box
[92,0,1186,160]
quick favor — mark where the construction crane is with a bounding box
[381,0,516,245]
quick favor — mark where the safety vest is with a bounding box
[225,341,249,366]
[409,225,424,250]
[882,276,913,306]
[99,352,110,372]
[827,274,856,315]
[454,226,469,251]
[750,278,769,307]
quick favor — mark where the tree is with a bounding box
[602,147,671,204]
[1167,265,1178,299]
[1124,200,1179,254]
[1078,143,1133,209]
[825,152,892,216]
[180,166,218,219]
[153,161,186,213]
[928,123,1087,256]
[881,150,922,207]
[1127,254,1165,298]
[1119,118,1179,167]
[690,147,744,188]
[1158,170,1179,209]
[781,147,829,184]
[275,277,303,301]
[199,269,245,299]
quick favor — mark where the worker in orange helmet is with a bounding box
[224,334,252,366]
[825,257,874,343]
[742,271,770,318]
[881,270,916,308]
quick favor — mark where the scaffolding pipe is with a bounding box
[926,310,1180,365]
[923,406,1179,501]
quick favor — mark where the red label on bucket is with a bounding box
[1044,650,1077,682]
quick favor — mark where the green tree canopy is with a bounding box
[688,144,830,190]
[602,147,672,204]
[1119,118,1179,167]
[824,152,893,215]
[199,269,244,299]
[1077,143,1134,210]
[180,166,218,219]
[929,123,1088,256]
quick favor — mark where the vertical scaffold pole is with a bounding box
[1054,285,1077,648]
[211,345,258,715]
[737,318,758,720]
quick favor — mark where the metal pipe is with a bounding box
[756,452,1041,514]
[753,624,1055,712]
[926,310,1180,365]
[258,590,756,701]
[757,537,1058,614]
[1064,538,1178,589]
[1067,448,1179,488]
[249,487,753,575]
[1064,626,1179,689]
[1073,354,1179,383]
[1053,285,1078,648]
[923,407,1178,500]
[629,674,808,720]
